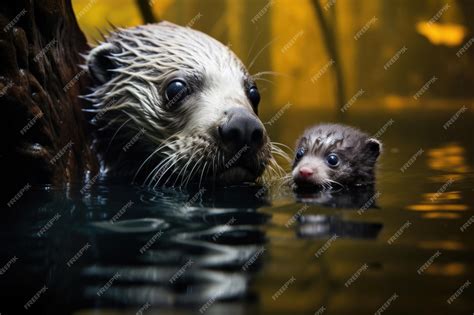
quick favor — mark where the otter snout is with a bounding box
[218,108,265,152]
[292,158,329,187]
[299,166,314,178]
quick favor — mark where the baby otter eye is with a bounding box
[326,153,339,167]
[165,80,189,106]
[248,86,260,107]
[295,147,305,160]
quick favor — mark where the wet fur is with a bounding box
[292,124,382,187]
[83,22,280,187]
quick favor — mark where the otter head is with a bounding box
[84,22,272,187]
[292,124,381,188]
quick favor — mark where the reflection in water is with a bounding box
[424,263,466,276]
[0,185,270,314]
[427,143,470,178]
[407,143,470,217]
[297,215,383,240]
[1,125,473,314]
[295,185,380,209]
[293,186,383,240]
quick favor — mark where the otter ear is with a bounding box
[86,43,120,84]
[365,138,382,159]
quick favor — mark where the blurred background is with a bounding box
[72,0,474,150]
[73,0,474,107]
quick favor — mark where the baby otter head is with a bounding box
[292,124,382,188]
[84,22,272,186]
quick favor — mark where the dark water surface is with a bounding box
[1,108,473,315]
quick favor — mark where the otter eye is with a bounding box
[326,153,339,167]
[165,80,188,106]
[295,147,305,160]
[248,86,260,107]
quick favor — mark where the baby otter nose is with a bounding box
[299,167,314,178]
[219,108,264,150]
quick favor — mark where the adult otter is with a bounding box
[84,22,279,187]
[292,124,382,189]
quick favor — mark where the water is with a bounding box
[1,107,473,315]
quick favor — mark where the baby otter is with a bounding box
[292,124,382,188]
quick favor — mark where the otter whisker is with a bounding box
[210,149,217,183]
[248,37,278,70]
[195,151,211,185]
[322,183,328,191]
[271,149,292,164]
[279,175,293,184]
[269,157,286,177]
[260,156,285,186]
[162,152,186,187]
[271,141,294,153]
[275,176,292,190]
[271,145,292,160]
[261,161,275,182]
[253,77,276,86]
[252,71,288,79]
[153,154,187,189]
[198,161,209,188]
[133,137,180,183]
[325,178,345,191]
[145,148,182,186]
[246,29,264,62]
[173,148,203,187]
[172,154,193,187]
[155,153,187,187]
[144,153,176,186]
[97,116,121,131]
[326,178,343,187]
[183,154,206,187]
[104,117,133,155]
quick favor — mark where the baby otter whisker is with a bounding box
[326,178,344,189]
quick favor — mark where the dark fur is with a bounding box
[293,124,382,186]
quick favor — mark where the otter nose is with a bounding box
[299,167,314,178]
[219,109,264,150]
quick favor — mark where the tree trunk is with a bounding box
[0,0,98,198]
[311,0,346,116]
